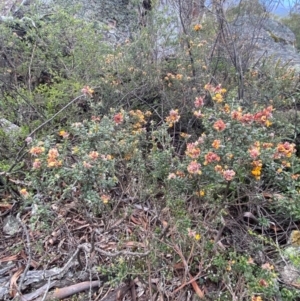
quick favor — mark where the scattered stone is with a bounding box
[3,215,20,235]
[0,118,20,135]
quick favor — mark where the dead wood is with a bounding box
[20,280,102,301]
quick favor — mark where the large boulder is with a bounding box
[230,15,300,72]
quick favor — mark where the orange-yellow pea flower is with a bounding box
[187,161,202,175]
[212,139,221,149]
[213,119,226,131]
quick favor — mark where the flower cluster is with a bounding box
[251,160,262,180]
[113,112,124,125]
[204,152,220,165]
[213,119,226,131]
[274,142,295,159]
[213,165,235,181]
[253,106,273,127]
[193,96,205,118]
[194,96,204,108]
[59,130,69,139]
[47,148,62,168]
[212,139,221,149]
[193,24,202,31]
[88,151,99,160]
[129,109,151,134]
[187,161,202,174]
[20,188,29,198]
[81,85,94,97]
[100,194,111,204]
[30,146,45,156]
[249,142,260,159]
[164,72,184,86]
[165,109,180,127]
[185,142,201,159]
[204,83,227,103]
[231,106,273,127]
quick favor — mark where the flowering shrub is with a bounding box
[15,70,299,298]
[24,81,300,216]
[3,3,300,299]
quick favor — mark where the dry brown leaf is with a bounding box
[0,254,19,263]
[9,266,24,297]
[74,224,90,230]
[0,202,12,211]
[261,262,274,271]
[262,192,285,201]
[73,219,88,225]
[130,216,141,225]
[259,279,268,287]
[124,241,145,248]
[173,262,185,270]
[189,273,204,299]
[161,220,168,228]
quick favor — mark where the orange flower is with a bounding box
[215,165,223,173]
[194,96,204,108]
[193,110,203,118]
[240,113,253,124]
[251,160,262,180]
[213,119,226,131]
[253,106,273,126]
[91,116,101,122]
[262,142,273,149]
[168,173,177,180]
[20,188,29,198]
[81,85,94,97]
[292,174,300,180]
[83,161,92,169]
[204,152,220,164]
[47,148,61,168]
[212,93,223,103]
[223,104,230,113]
[261,262,274,271]
[176,170,185,178]
[47,160,62,168]
[249,147,260,159]
[194,24,202,31]
[59,130,69,138]
[231,110,242,120]
[29,146,45,156]
[281,160,291,168]
[113,112,124,125]
[185,143,201,159]
[165,109,180,127]
[212,139,221,149]
[274,142,295,158]
[88,151,99,160]
[32,159,41,169]
[180,132,191,139]
[48,148,59,159]
[187,161,202,175]
[222,169,235,181]
[101,194,111,204]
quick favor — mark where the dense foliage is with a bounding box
[1,1,300,300]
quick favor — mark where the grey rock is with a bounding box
[3,215,20,235]
[0,118,20,135]
[230,15,300,71]
[280,246,300,284]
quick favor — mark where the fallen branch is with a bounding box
[20,280,101,301]
[95,246,149,258]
